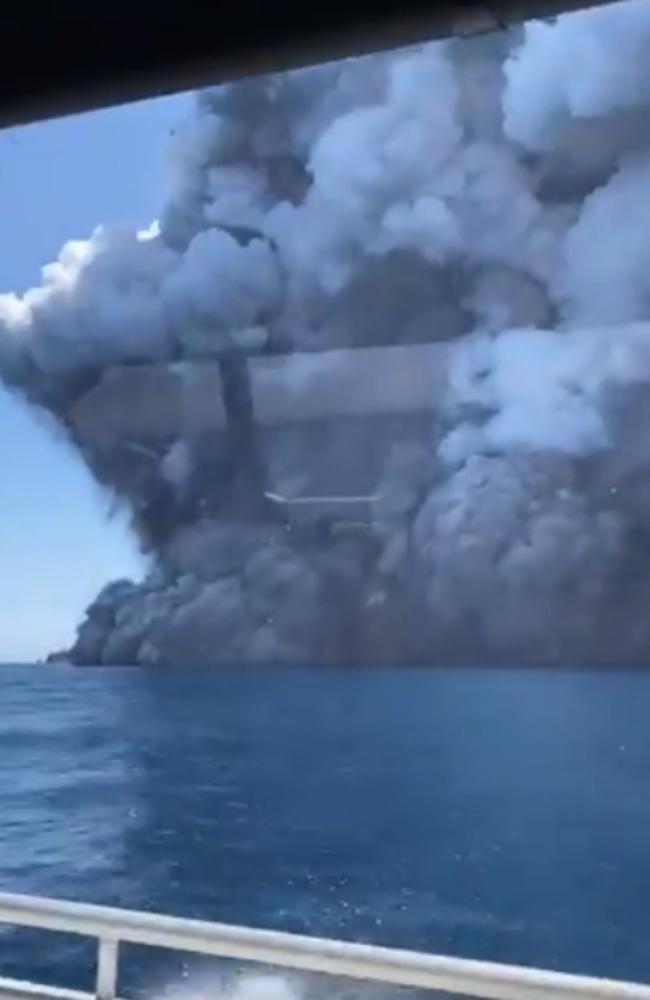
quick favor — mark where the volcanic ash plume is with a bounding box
[8,0,650,666]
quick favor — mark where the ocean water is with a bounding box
[1,665,650,994]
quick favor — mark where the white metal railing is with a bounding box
[0,892,649,1000]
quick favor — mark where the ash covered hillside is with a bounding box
[6,0,650,665]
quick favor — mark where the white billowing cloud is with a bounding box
[162,228,282,354]
[3,7,650,484]
[7,0,650,665]
[5,5,650,398]
[0,228,177,376]
[369,196,461,262]
[449,141,572,284]
[267,42,463,294]
[0,223,282,378]
[203,166,269,230]
[161,439,192,490]
[560,154,650,324]
[8,12,650,393]
[503,0,650,151]
[441,323,650,463]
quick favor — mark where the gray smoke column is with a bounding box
[8,0,650,665]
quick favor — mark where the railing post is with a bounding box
[96,937,119,1000]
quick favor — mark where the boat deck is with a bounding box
[0,893,647,1000]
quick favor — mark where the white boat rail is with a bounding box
[0,892,648,1000]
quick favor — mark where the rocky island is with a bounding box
[6,3,650,666]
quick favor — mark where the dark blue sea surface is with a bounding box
[1,666,649,993]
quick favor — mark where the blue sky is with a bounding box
[0,92,191,662]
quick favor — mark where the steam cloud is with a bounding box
[7,0,650,665]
